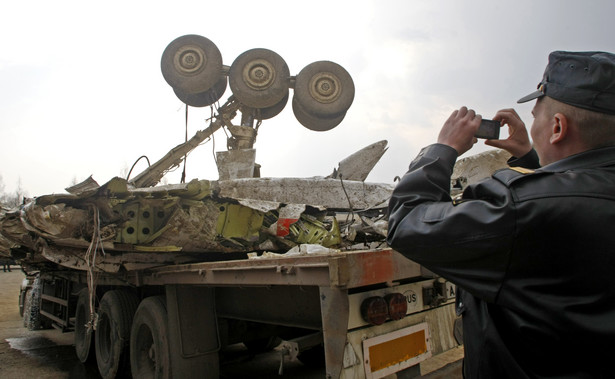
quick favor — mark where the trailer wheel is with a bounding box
[23,288,33,328]
[243,336,282,353]
[75,289,96,363]
[20,288,30,320]
[95,290,139,379]
[130,296,171,379]
[298,345,325,368]
[19,282,30,318]
[24,276,47,330]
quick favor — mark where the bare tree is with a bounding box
[0,176,28,209]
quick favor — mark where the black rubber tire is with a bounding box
[75,288,96,363]
[292,97,346,131]
[95,290,139,379]
[25,276,43,330]
[254,92,289,120]
[130,296,171,379]
[23,288,32,328]
[229,48,290,108]
[19,287,28,318]
[161,34,223,95]
[297,345,325,368]
[173,75,227,107]
[243,336,282,353]
[293,61,355,118]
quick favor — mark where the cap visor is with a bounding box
[517,90,544,104]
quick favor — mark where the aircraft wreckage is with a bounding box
[0,35,506,275]
[0,35,394,273]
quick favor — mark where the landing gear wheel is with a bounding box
[161,34,223,95]
[253,92,289,120]
[229,48,290,108]
[173,75,228,107]
[293,61,355,118]
[75,289,96,363]
[292,97,346,131]
[130,296,171,379]
[95,290,139,379]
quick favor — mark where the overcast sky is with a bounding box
[1,0,614,197]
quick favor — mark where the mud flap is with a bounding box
[166,285,220,377]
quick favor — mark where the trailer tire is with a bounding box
[19,286,29,318]
[95,290,139,379]
[130,296,171,379]
[75,289,96,363]
[24,276,46,330]
[21,288,31,325]
[298,345,325,368]
[243,336,282,353]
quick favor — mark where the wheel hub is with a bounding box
[243,59,275,90]
[148,345,156,361]
[174,45,206,74]
[309,72,341,104]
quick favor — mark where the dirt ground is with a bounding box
[0,268,100,378]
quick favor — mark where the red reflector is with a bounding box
[385,293,408,320]
[361,296,388,325]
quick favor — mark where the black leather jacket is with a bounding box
[387,144,615,378]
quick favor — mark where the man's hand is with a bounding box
[485,108,532,158]
[437,106,480,155]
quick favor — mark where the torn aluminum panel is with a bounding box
[216,149,257,180]
[328,140,388,181]
[216,178,393,210]
[451,149,511,195]
[0,174,388,273]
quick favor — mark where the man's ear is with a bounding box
[550,112,568,144]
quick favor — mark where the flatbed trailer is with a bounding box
[30,247,461,378]
[12,34,466,379]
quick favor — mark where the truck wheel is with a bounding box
[75,289,96,363]
[293,61,355,118]
[297,345,325,368]
[95,290,139,379]
[23,288,33,328]
[20,288,30,320]
[130,296,171,379]
[25,276,44,330]
[19,281,30,318]
[243,336,282,353]
[229,48,290,108]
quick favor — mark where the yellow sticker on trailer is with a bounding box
[363,322,432,379]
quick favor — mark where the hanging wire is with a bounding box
[181,104,189,183]
[210,104,218,164]
[84,205,105,332]
[338,174,356,226]
[126,156,151,181]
